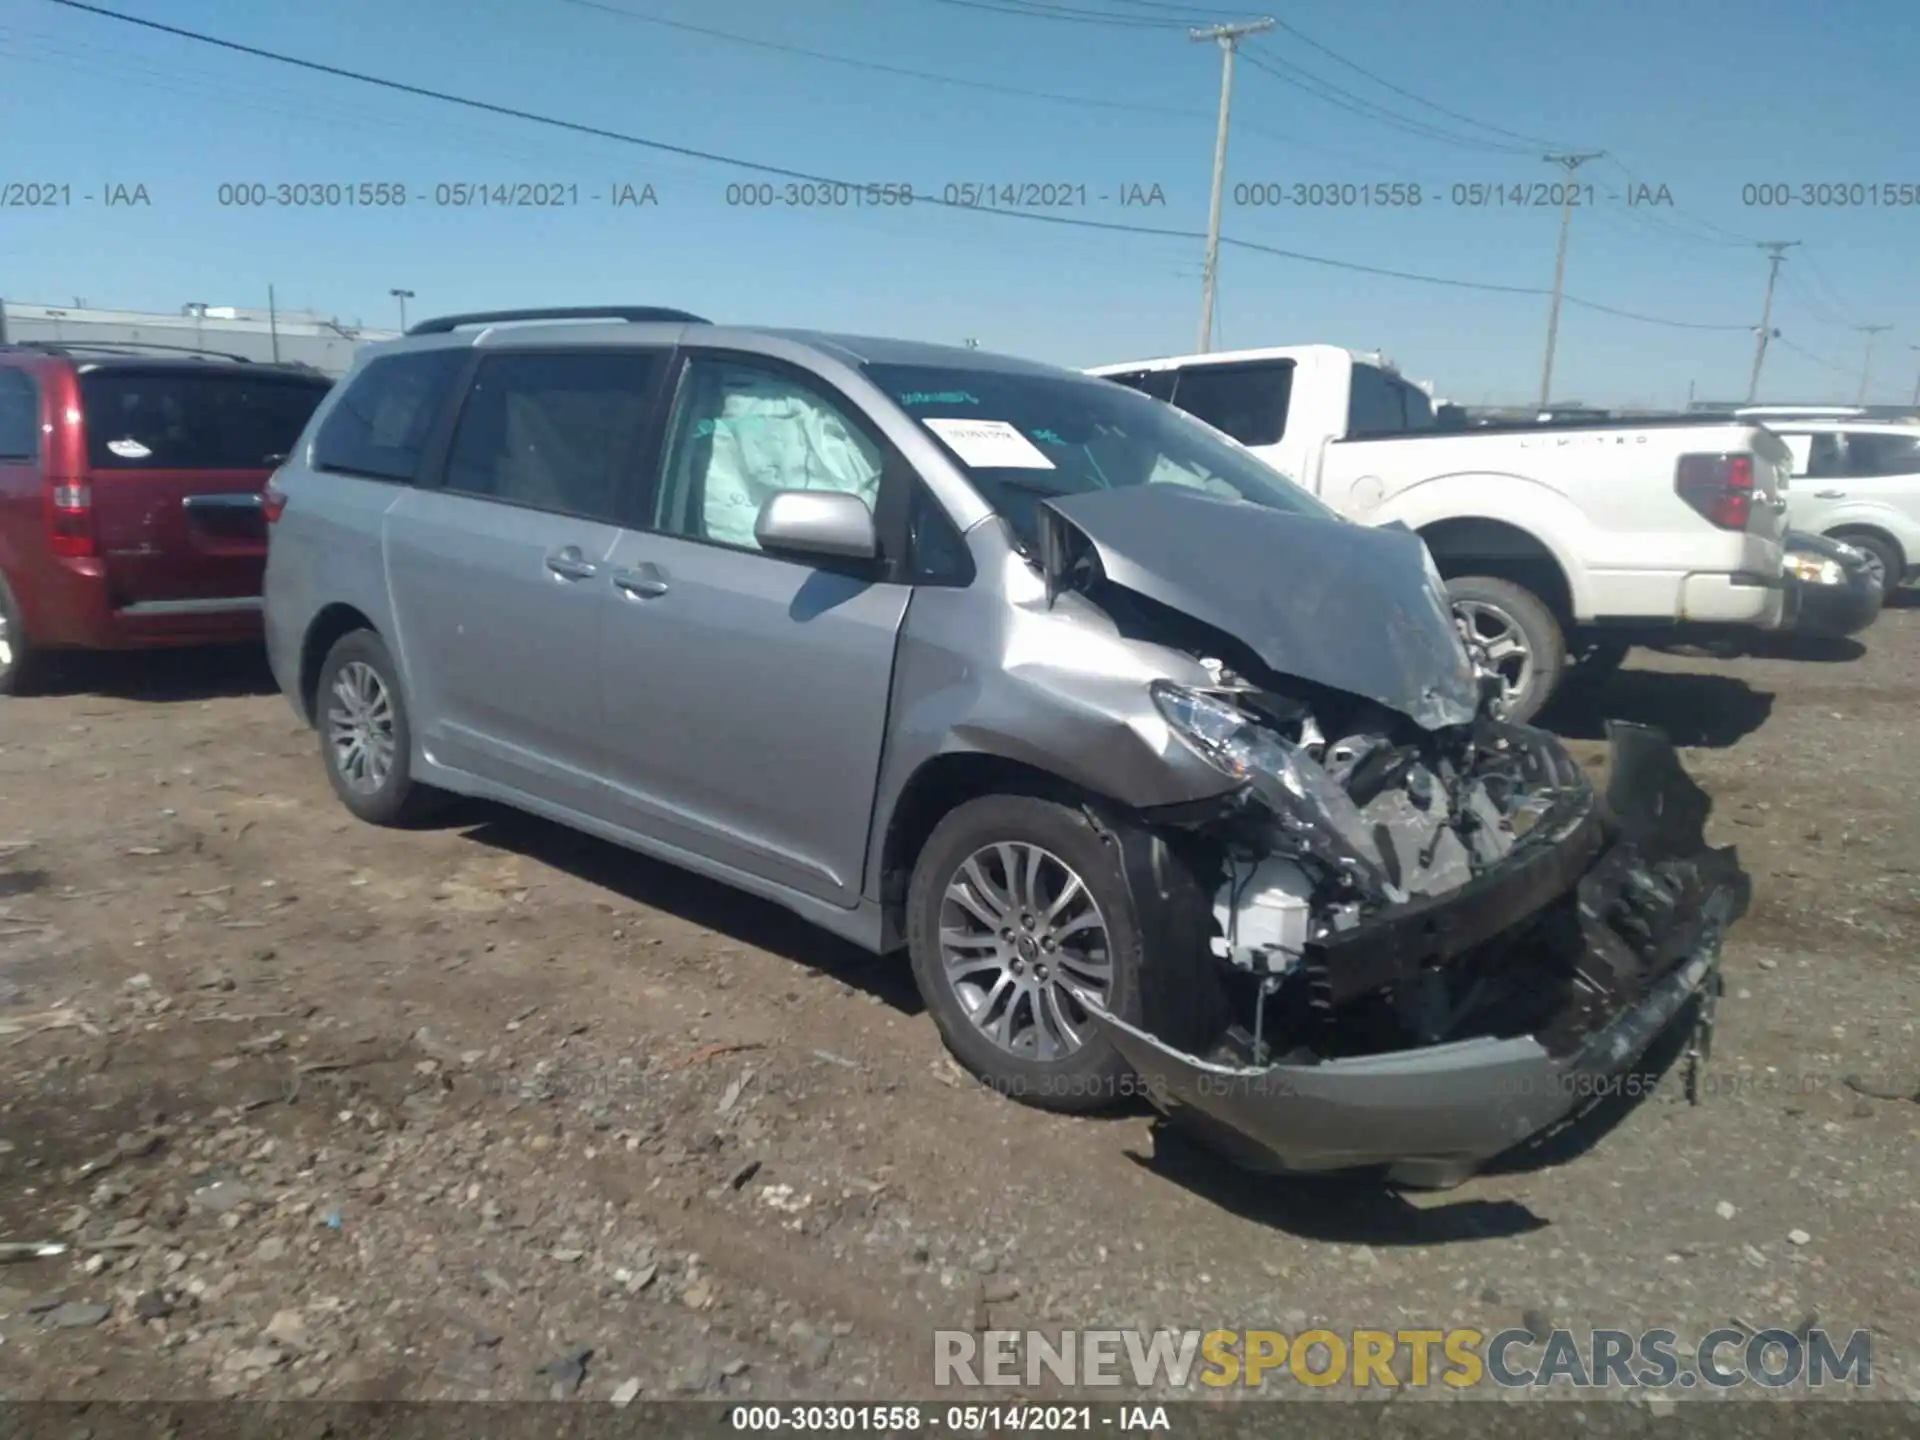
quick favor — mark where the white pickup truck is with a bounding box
[1088,344,1794,721]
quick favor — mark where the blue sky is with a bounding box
[2,0,1915,405]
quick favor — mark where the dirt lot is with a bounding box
[0,605,1914,1410]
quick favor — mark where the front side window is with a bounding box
[0,370,38,461]
[442,350,663,523]
[313,348,466,482]
[1166,360,1292,446]
[80,371,330,470]
[654,358,885,552]
[871,362,1334,553]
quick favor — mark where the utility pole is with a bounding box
[1744,241,1799,404]
[1909,345,1920,408]
[390,287,415,333]
[1191,17,1274,354]
[267,284,281,364]
[1856,324,1891,405]
[1536,151,1605,408]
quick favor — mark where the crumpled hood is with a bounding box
[1037,485,1481,731]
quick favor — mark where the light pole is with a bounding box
[1537,152,1605,408]
[1856,324,1891,406]
[1909,345,1920,408]
[1745,241,1798,403]
[1191,18,1274,354]
[390,288,415,333]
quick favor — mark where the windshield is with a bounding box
[867,362,1337,549]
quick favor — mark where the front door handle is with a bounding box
[1813,489,1846,499]
[545,546,599,581]
[613,567,670,599]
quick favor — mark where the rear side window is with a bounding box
[442,350,665,523]
[313,349,467,482]
[0,370,37,461]
[1843,431,1920,477]
[1167,361,1292,446]
[79,371,330,470]
[1346,364,1425,436]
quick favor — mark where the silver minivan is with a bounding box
[262,307,1750,1188]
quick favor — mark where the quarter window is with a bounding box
[0,370,38,461]
[313,349,467,482]
[442,350,663,523]
[654,359,885,552]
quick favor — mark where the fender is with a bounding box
[1361,470,1598,621]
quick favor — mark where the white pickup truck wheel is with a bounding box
[1446,576,1567,724]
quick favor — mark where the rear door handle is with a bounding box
[1814,489,1846,499]
[613,567,670,599]
[545,546,598,581]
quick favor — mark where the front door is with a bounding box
[384,347,668,813]
[597,353,910,906]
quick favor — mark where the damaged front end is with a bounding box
[1030,492,1751,1188]
[1088,680,1750,1188]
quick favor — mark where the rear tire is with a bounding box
[315,629,443,826]
[0,574,46,698]
[1830,530,1901,601]
[907,795,1151,1115]
[1446,575,1567,725]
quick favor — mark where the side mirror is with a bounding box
[754,490,878,563]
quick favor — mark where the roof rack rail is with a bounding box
[405,306,709,336]
[3,339,259,365]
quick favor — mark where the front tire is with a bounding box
[315,629,441,826]
[1447,575,1567,725]
[907,795,1148,1115]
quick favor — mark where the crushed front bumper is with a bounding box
[1086,722,1752,1189]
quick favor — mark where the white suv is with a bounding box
[1768,419,1920,597]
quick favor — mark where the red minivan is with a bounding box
[0,344,333,693]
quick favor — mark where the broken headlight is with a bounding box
[1151,681,1400,898]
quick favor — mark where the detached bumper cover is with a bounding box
[1086,722,1752,1185]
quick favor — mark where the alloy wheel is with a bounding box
[936,841,1114,1063]
[326,660,397,795]
[1453,599,1533,715]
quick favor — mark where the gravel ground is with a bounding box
[0,607,1914,1411]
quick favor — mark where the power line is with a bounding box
[1096,0,1236,17]
[925,0,1190,29]
[1266,18,1565,150]
[1239,48,1533,155]
[563,0,1434,178]
[1773,335,1855,375]
[560,0,1211,118]
[41,0,1753,333]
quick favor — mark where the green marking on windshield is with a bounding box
[898,391,979,407]
[1032,428,1065,445]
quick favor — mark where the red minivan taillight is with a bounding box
[261,480,288,524]
[46,480,96,557]
[1675,453,1754,531]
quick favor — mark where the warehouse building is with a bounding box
[0,299,397,377]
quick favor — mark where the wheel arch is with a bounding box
[298,603,380,726]
[876,750,1122,941]
[1418,516,1578,624]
